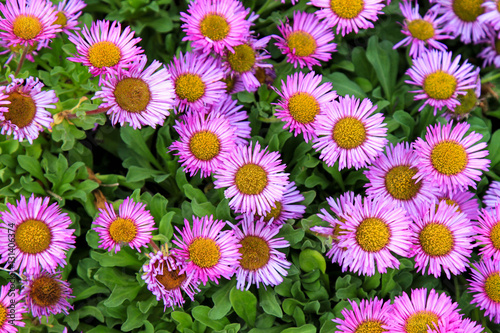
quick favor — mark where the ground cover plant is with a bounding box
[1,0,500,332]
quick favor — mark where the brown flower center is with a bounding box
[31,275,62,307]
[239,235,270,270]
[114,78,151,113]
[4,91,37,128]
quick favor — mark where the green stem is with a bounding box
[149,240,160,253]
[258,116,280,123]
[482,71,500,83]
[257,0,276,15]
[66,106,111,119]
[14,46,29,77]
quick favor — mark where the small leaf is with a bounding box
[259,288,283,318]
[230,287,257,327]
[299,248,326,273]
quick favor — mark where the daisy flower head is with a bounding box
[0,195,75,275]
[68,20,143,80]
[273,71,337,143]
[0,75,57,143]
[413,121,490,192]
[275,11,336,70]
[0,283,27,331]
[442,78,481,122]
[475,204,500,262]
[94,56,175,129]
[364,142,440,218]
[22,271,73,318]
[172,215,241,285]
[406,50,479,114]
[309,0,386,36]
[484,180,500,208]
[409,201,475,279]
[480,0,500,30]
[230,215,291,290]
[142,247,200,310]
[213,142,289,216]
[170,112,236,178]
[393,0,451,58]
[435,187,479,222]
[52,0,86,33]
[468,259,500,324]
[206,96,251,146]
[333,297,392,333]
[168,51,226,113]
[313,95,388,170]
[478,29,500,68]
[221,73,247,95]
[456,318,485,333]
[93,197,156,253]
[180,0,251,55]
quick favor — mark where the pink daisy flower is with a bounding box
[230,215,291,290]
[22,271,73,318]
[273,71,337,143]
[94,56,175,129]
[167,51,226,113]
[213,142,289,216]
[441,75,481,122]
[206,96,251,146]
[478,29,500,68]
[0,195,75,275]
[170,112,236,178]
[435,187,479,222]
[222,73,247,95]
[0,283,26,331]
[468,258,500,324]
[333,297,392,332]
[53,0,86,33]
[172,215,241,285]
[480,0,500,30]
[393,0,451,58]
[475,204,500,262]
[180,0,251,55]
[93,197,156,253]
[275,11,336,69]
[484,180,500,207]
[413,122,490,192]
[68,20,143,80]
[313,95,388,170]
[0,75,57,143]
[364,142,439,218]
[385,288,462,332]
[142,247,200,310]
[406,50,479,114]
[409,201,475,279]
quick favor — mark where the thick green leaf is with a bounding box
[230,287,257,327]
[258,288,283,318]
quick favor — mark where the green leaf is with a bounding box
[230,287,257,327]
[281,324,316,333]
[209,279,236,320]
[299,248,326,273]
[365,36,398,99]
[327,72,367,99]
[192,306,230,330]
[172,312,193,332]
[258,288,283,318]
[489,129,500,167]
[122,304,149,331]
[392,110,415,139]
[104,284,142,307]
[191,198,216,217]
[18,155,48,187]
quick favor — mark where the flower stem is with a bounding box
[14,46,29,77]
[258,116,281,123]
[257,0,279,15]
[65,106,111,119]
[149,240,160,253]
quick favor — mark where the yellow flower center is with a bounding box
[54,11,68,28]
[405,311,439,333]
[355,217,390,252]
[430,141,468,176]
[330,0,364,19]
[189,130,221,161]
[189,237,221,268]
[407,19,435,41]
[0,304,6,327]
[287,92,320,125]
[155,261,186,290]
[286,31,317,57]
[15,219,52,254]
[239,235,270,270]
[235,163,268,195]
[200,14,230,41]
[4,91,37,129]
[485,273,500,303]
[355,320,387,333]
[452,0,484,22]
[108,218,137,243]
[227,44,256,73]
[419,223,454,256]
[490,223,500,250]
[423,71,457,100]
[454,89,477,116]
[31,275,62,307]
[262,201,282,222]
[384,165,422,201]
[114,78,151,113]
[87,41,122,68]
[333,117,367,149]
[13,15,42,40]
[175,73,206,102]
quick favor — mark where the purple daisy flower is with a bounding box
[172,215,241,285]
[405,50,479,114]
[167,51,226,113]
[93,197,156,253]
[313,95,388,170]
[222,73,247,95]
[180,0,251,55]
[22,271,73,318]
[142,247,200,310]
[275,11,336,70]
[456,318,485,333]
[364,142,439,218]
[413,122,490,192]
[206,96,251,146]
[393,0,451,58]
[478,29,500,68]
[213,142,289,216]
[309,0,385,36]
[170,112,236,178]
[333,297,392,332]
[273,71,337,143]
[468,258,500,324]
[0,75,57,143]
[435,187,479,222]
[68,20,143,80]
[0,195,75,275]
[484,181,500,207]
[480,0,500,30]
[442,75,481,122]
[0,283,26,331]
[409,201,475,279]
[230,215,291,290]
[53,0,86,33]
[475,204,500,262]
[95,56,175,129]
